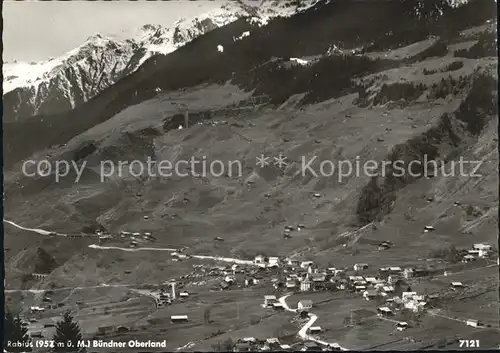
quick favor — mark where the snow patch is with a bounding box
[290,57,309,66]
[233,31,251,41]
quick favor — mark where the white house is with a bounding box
[377,307,393,316]
[268,257,280,267]
[404,300,426,313]
[245,278,259,286]
[309,326,322,334]
[397,322,409,331]
[364,277,378,283]
[298,300,313,311]
[403,268,414,279]
[402,292,417,302]
[241,337,257,343]
[382,285,395,293]
[254,255,266,265]
[272,303,284,310]
[387,275,403,285]
[363,290,379,300]
[466,319,480,327]
[355,285,367,292]
[348,275,364,282]
[311,273,326,282]
[462,255,476,263]
[300,278,312,292]
[300,261,314,269]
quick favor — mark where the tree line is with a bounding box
[4,309,84,352]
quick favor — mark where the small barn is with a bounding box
[171,315,188,323]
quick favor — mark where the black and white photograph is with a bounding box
[2,0,499,351]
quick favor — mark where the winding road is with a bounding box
[279,294,348,351]
[89,244,177,252]
[3,219,62,236]
[4,219,257,266]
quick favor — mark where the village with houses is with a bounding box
[13,221,498,352]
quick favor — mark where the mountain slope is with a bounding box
[3,0,495,169]
[2,0,321,122]
[4,0,498,347]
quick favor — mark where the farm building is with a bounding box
[424,225,435,232]
[272,303,284,310]
[309,326,322,334]
[311,273,326,282]
[363,290,379,300]
[300,261,314,269]
[377,307,393,316]
[397,322,409,331]
[353,263,369,271]
[268,257,281,267]
[254,255,266,264]
[245,277,259,286]
[298,300,313,311]
[451,282,464,289]
[171,315,188,323]
[462,255,476,263]
[403,268,414,279]
[302,342,321,351]
[300,278,312,292]
[287,258,301,267]
[402,292,417,302]
[473,243,491,251]
[264,295,277,307]
[466,319,481,327]
[234,342,252,352]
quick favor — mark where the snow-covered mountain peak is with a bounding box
[2,0,324,120]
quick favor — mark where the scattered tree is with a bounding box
[204,307,212,324]
[429,245,461,263]
[212,338,234,352]
[52,311,84,352]
[221,338,234,351]
[4,310,32,352]
[34,247,58,274]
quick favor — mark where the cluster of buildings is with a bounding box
[96,230,157,247]
[151,281,190,307]
[231,337,339,352]
[461,243,492,263]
